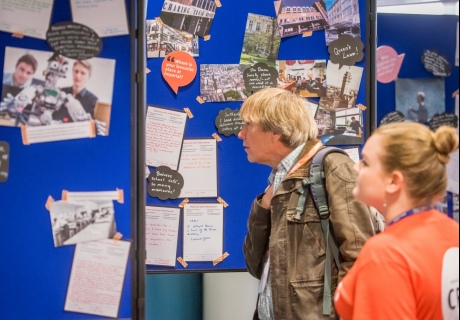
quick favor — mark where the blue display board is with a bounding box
[0,1,135,319]
[145,0,373,272]
[376,14,459,219]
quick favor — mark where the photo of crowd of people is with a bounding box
[50,200,116,247]
[1,46,115,134]
[276,60,327,97]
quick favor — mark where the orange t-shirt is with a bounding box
[334,210,459,320]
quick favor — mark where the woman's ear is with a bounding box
[386,170,404,194]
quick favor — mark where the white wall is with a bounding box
[203,272,259,320]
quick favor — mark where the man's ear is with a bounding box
[386,170,404,194]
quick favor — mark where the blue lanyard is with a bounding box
[389,203,439,226]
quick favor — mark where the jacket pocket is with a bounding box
[290,278,337,320]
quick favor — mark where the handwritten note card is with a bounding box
[65,239,130,318]
[70,0,129,37]
[178,139,218,198]
[145,106,187,170]
[183,203,223,262]
[146,206,180,266]
[0,0,54,39]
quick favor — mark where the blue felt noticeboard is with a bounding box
[145,0,373,273]
[377,14,459,219]
[0,1,134,319]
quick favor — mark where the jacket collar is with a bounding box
[287,138,321,179]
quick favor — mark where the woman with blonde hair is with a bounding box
[334,122,459,320]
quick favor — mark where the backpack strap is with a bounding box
[309,146,348,316]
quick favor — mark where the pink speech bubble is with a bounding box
[161,51,197,94]
[377,46,405,84]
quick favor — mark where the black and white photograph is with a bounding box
[395,78,446,124]
[146,19,199,58]
[274,0,329,38]
[240,13,280,68]
[319,62,363,111]
[1,46,116,135]
[200,64,251,102]
[324,0,361,45]
[50,200,116,247]
[315,106,364,145]
[276,60,327,97]
[159,0,217,38]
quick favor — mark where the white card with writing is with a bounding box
[178,138,218,198]
[145,106,187,170]
[183,203,223,262]
[64,239,131,318]
[70,0,129,37]
[145,206,180,267]
[0,0,54,39]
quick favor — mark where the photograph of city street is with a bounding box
[159,0,217,37]
[146,19,199,58]
[240,13,280,68]
[325,0,361,45]
[50,200,116,247]
[200,64,251,102]
[274,0,329,38]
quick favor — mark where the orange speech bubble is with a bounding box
[161,51,197,94]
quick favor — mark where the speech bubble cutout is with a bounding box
[0,141,9,183]
[421,50,452,77]
[328,35,364,68]
[46,22,102,60]
[215,108,245,137]
[243,62,278,93]
[162,51,197,94]
[147,166,184,200]
[376,46,405,84]
[379,111,405,126]
[428,113,458,131]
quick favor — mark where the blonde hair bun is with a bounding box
[433,126,459,164]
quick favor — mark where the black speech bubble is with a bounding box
[243,62,278,93]
[46,22,102,60]
[215,108,245,137]
[421,50,451,77]
[428,113,458,131]
[147,166,184,200]
[0,141,9,183]
[328,35,364,68]
[379,111,405,126]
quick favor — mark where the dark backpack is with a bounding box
[295,146,384,316]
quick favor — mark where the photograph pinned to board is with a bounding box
[315,106,364,146]
[183,202,224,262]
[159,0,218,38]
[64,239,131,318]
[395,78,446,124]
[0,141,9,183]
[318,62,363,111]
[240,13,280,68]
[307,99,319,118]
[274,0,329,38]
[69,0,129,37]
[49,200,116,247]
[324,0,361,46]
[145,105,187,170]
[200,64,250,102]
[145,206,181,267]
[146,19,199,59]
[1,46,116,142]
[178,138,218,198]
[276,60,327,97]
[0,0,54,39]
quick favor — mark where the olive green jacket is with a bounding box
[244,139,375,319]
